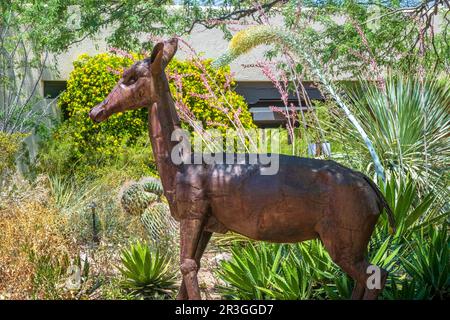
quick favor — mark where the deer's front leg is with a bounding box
[179,218,204,300]
[177,230,212,300]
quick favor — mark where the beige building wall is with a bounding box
[42,9,445,85]
[44,23,274,83]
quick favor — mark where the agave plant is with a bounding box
[217,242,323,300]
[216,243,285,300]
[118,241,177,299]
[400,227,450,300]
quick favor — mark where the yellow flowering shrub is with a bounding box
[0,132,25,175]
[52,54,253,173]
[57,53,147,157]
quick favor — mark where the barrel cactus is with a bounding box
[141,202,178,247]
[120,176,164,216]
[140,177,164,196]
[120,182,159,216]
[119,177,178,247]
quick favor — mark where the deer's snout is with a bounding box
[89,103,108,123]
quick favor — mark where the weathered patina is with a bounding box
[89,38,396,300]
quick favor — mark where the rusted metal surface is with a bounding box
[89,38,395,300]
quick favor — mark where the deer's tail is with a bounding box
[360,174,397,235]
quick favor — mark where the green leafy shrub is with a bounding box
[118,241,177,299]
[56,54,254,159]
[39,53,155,180]
[57,53,148,158]
[42,54,254,179]
[167,58,255,132]
[39,129,156,181]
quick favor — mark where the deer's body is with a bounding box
[175,155,381,244]
[89,38,395,300]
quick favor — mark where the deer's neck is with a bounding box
[148,87,181,206]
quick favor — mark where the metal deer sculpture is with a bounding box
[89,38,396,300]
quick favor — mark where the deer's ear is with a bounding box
[163,38,178,64]
[150,42,164,75]
[150,39,178,75]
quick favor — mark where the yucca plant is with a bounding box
[118,241,177,299]
[382,278,430,300]
[294,240,351,299]
[48,175,99,213]
[379,175,448,236]
[319,272,353,300]
[336,76,449,196]
[28,249,70,300]
[217,242,326,300]
[295,240,336,281]
[214,25,387,181]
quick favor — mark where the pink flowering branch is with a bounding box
[206,120,228,128]
[243,61,297,146]
[109,47,136,61]
[106,66,123,76]
[350,19,386,91]
[189,92,214,100]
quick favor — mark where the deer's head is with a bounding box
[89,38,178,123]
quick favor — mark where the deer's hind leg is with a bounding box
[317,220,386,300]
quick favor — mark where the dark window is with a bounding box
[235,82,324,128]
[43,81,67,99]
